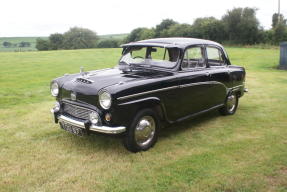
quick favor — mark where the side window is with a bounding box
[182,47,205,69]
[150,47,169,61]
[131,47,146,60]
[206,47,225,66]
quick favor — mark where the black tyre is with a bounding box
[219,92,239,115]
[123,109,159,152]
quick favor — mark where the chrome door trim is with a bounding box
[117,82,244,101]
[117,86,178,101]
[231,85,243,90]
[179,81,228,89]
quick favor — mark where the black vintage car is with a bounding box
[50,38,246,152]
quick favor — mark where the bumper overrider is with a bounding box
[51,109,126,135]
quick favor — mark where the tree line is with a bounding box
[125,7,287,45]
[3,41,31,48]
[36,27,98,50]
[36,27,122,50]
[36,7,287,51]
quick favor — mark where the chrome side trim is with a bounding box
[58,115,126,134]
[231,85,244,90]
[117,85,178,100]
[179,81,228,89]
[117,81,244,101]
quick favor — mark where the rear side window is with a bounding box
[182,47,205,69]
[150,47,169,61]
[206,47,226,66]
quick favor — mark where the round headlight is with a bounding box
[99,91,112,109]
[50,82,59,97]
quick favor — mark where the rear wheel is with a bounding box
[123,109,159,152]
[219,92,239,115]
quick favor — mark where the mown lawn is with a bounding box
[0,48,286,192]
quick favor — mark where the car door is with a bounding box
[175,46,212,120]
[205,46,231,107]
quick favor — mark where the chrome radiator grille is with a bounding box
[63,103,94,120]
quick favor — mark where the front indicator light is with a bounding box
[51,101,60,113]
[89,112,99,125]
[105,113,111,122]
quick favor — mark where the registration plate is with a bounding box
[60,122,86,136]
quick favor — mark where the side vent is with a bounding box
[76,77,94,84]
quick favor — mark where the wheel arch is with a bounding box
[229,87,244,98]
[118,96,168,125]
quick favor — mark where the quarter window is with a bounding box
[182,47,205,69]
[206,47,225,66]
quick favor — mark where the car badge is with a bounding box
[71,92,77,101]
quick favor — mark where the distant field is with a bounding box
[0,37,47,52]
[0,34,128,52]
[99,33,128,40]
[0,47,287,191]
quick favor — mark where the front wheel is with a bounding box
[123,109,159,152]
[219,92,239,115]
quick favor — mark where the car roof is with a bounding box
[121,37,223,49]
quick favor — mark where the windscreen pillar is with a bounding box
[279,42,287,70]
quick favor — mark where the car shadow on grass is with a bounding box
[56,110,221,154]
[159,110,220,138]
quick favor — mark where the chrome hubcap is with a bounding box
[227,94,236,112]
[135,116,155,147]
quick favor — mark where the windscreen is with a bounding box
[119,46,180,68]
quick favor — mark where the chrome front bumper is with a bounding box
[57,114,126,134]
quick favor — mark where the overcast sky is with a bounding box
[0,0,286,37]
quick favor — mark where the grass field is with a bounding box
[0,47,287,191]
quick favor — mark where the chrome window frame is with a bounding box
[181,45,206,71]
[206,45,228,67]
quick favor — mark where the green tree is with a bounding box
[36,38,50,51]
[258,29,274,44]
[164,24,193,37]
[272,13,286,28]
[49,33,64,50]
[97,39,120,48]
[139,28,155,40]
[125,28,155,43]
[274,23,287,44]
[19,41,31,47]
[192,17,225,42]
[63,27,98,49]
[222,7,260,44]
[125,28,145,42]
[3,41,12,47]
[155,19,178,37]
